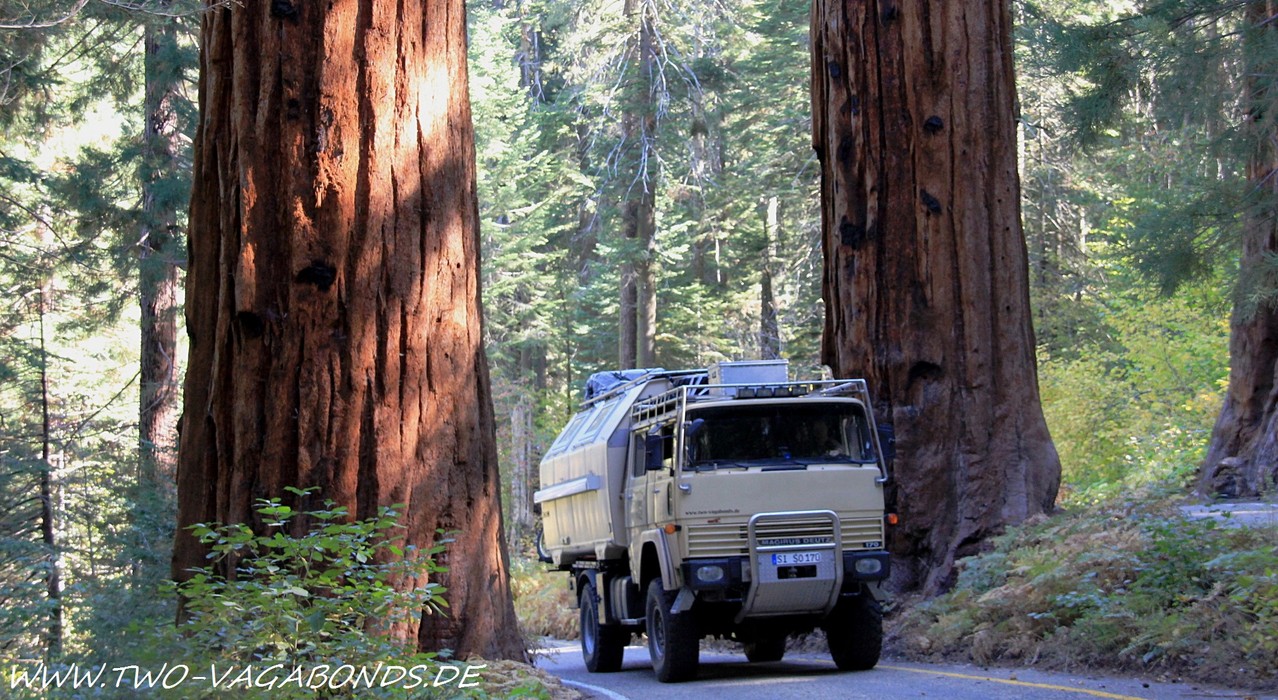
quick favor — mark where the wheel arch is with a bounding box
[635,529,680,592]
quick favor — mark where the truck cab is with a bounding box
[536,361,891,682]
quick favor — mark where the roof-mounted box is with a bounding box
[707,360,789,396]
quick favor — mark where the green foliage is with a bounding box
[1039,282,1229,504]
[1019,0,1261,299]
[4,496,557,700]
[175,490,448,671]
[472,0,824,381]
[896,506,1278,688]
[162,497,553,699]
[0,0,198,662]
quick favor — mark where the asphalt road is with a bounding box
[536,640,1274,700]
[1180,501,1278,528]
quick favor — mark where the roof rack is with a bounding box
[630,378,872,431]
[580,368,705,409]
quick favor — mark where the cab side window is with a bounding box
[631,434,647,478]
[660,424,674,469]
[632,424,674,476]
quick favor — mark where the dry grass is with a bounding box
[511,557,578,641]
[465,659,585,700]
[887,498,1278,692]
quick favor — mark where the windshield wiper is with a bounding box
[763,458,811,470]
[687,460,749,471]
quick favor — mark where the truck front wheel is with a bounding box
[580,580,627,672]
[824,592,883,671]
[645,579,699,682]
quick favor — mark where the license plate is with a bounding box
[771,551,824,566]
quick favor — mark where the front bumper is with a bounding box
[682,549,889,592]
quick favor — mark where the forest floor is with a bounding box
[885,497,1278,694]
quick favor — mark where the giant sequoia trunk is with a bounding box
[173,2,525,659]
[1200,2,1278,497]
[811,0,1060,593]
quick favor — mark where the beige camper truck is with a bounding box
[535,360,892,682]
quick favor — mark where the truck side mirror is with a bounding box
[645,433,664,471]
[683,418,706,465]
[877,423,896,461]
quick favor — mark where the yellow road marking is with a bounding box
[879,664,1148,700]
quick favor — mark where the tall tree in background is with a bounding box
[617,0,658,369]
[138,1,185,488]
[172,2,525,659]
[1025,1,1270,497]
[1202,2,1278,497]
[0,1,201,657]
[36,225,62,659]
[811,0,1060,592]
[760,196,781,360]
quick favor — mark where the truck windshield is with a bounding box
[683,402,877,469]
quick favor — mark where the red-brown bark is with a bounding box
[173,0,525,659]
[811,0,1060,592]
[1200,1,1278,497]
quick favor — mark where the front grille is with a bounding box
[840,518,885,548]
[686,515,883,557]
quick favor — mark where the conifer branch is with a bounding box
[0,0,91,29]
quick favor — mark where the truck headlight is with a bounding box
[683,558,739,589]
[844,552,890,581]
[696,565,725,584]
[854,558,882,576]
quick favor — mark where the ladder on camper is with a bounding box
[630,377,875,433]
[631,389,685,430]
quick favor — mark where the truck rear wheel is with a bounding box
[645,579,699,682]
[824,592,882,671]
[743,635,786,663]
[580,580,627,673]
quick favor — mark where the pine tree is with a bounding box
[1027,1,1278,495]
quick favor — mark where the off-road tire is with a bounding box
[743,635,786,663]
[645,579,699,682]
[580,580,627,673]
[535,529,553,564]
[824,592,883,671]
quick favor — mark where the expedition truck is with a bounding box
[534,360,892,682]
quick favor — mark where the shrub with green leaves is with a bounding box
[1037,284,1229,506]
[5,489,564,700]
[176,488,446,669]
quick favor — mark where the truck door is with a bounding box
[625,431,652,542]
[648,454,673,528]
[627,423,676,539]
[645,424,676,526]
